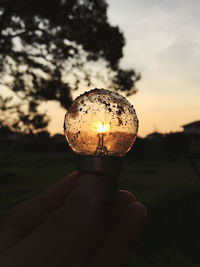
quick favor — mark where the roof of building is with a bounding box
[182,121,200,128]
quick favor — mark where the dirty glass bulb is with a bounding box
[64,88,138,157]
[64,88,138,201]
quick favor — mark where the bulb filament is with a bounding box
[94,133,108,156]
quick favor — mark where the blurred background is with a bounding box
[0,0,200,266]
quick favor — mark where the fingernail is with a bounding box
[70,173,103,201]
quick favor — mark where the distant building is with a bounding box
[146,132,163,140]
[182,121,200,135]
[182,121,200,148]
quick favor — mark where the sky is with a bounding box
[2,0,199,137]
[105,0,200,137]
[47,0,200,137]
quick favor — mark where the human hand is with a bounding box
[0,172,146,267]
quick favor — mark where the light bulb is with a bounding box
[64,88,139,201]
[64,88,138,157]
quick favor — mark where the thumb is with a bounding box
[0,173,104,267]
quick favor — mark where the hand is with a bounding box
[0,172,146,267]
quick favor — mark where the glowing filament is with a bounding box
[95,121,110,133]
[92,122,109,156]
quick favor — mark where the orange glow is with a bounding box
[92,121,110,133]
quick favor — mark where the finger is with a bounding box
[69,190,136,266]
[0,171,79,255]
[90,201,147,267]
[0,173,104,267]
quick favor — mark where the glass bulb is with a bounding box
[64,88,138,157]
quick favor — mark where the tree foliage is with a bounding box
[0,0,140,133]
[0,96,49,134]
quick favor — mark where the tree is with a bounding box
[0,96,49,134]
[0,0,140,134]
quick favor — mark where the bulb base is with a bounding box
[76,155,122,202]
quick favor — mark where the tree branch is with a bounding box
[4,30,28,39]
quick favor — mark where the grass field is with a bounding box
[0,150,200,266]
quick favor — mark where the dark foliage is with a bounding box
[0,0,140,133]
[0,95,49,134]
[162,132,191,159]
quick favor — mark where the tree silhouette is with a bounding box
[0,0,140,133]
[0,96,49,134]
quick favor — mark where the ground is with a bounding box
[0,150,200,266]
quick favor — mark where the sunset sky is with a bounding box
[47,0,200,137]
[2,1,199,137]
[106,0,200,137]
